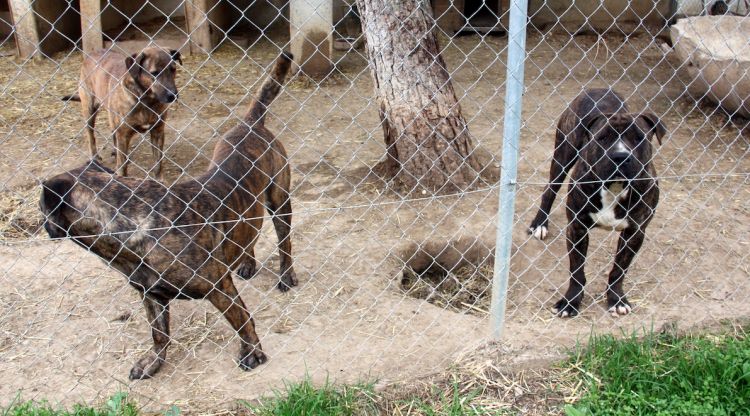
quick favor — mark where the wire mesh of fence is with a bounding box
[0,0,748,412]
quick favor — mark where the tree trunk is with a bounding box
[357,0,484,194]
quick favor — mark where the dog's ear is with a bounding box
[637,113,666,145]
[126,53,144,81]
[170,49,182,65]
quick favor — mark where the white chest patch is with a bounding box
[590,183,630,230]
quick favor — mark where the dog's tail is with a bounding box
[244,51,294,125]
[61,94,81,102]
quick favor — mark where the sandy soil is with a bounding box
[0,27,749,412]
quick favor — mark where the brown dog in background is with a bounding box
[63,47,181,180]
[42,52,296,379]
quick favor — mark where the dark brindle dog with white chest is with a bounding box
[528,88,666,318]
[63,47,182,180]
[41,52,297,379]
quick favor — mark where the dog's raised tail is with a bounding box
[245,51,294,124]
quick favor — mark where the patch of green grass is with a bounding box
[242,376,377,416]
[566,328,750,416]
[2,392,139,416]
[244,374,508,416]
[395,381,506,416]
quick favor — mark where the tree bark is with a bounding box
[357,0,484,194]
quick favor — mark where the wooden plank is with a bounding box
[80,0,102,53]
[8,0,40,58]
[184,0,216,54]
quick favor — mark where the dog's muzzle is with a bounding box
[609,150,630,165]
[43,219,69,239]
[163,92,178,103]
[606,150,642,180]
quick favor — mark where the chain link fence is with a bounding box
[1,0,748,412]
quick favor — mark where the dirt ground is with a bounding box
[0,26,749,413]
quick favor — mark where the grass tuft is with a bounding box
[393,380,507,416]
[566,328,750,416]
[242,375,377,416]
[2,392,138,416]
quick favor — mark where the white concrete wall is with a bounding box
[676,0,710,15]
[528,0,672,31]
[675,0,749,16]
[290,0,333,78]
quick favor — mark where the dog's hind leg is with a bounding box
[606,227,645,316]
[80,93,100,159]
[529,129,578,240]
[207,275,267,370]
[130,294,170,380]
[266,179,297,292]
[235,218,261,280]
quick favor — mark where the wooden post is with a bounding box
[290,0,333,78]
[8,0,40,59]
[185,0,218,54]
[80,0,103,53]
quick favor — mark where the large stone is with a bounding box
[672,16,750,118]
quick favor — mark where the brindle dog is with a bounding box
[42,52,296,379]
[63,47,182,180]
[528,89,666,318]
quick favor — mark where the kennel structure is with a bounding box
[5,1,300,56]
[434,0,672,35]
[434,0,507,34]
[6,0,334,78]
[4,0,345,80]
[5,0,672,71]
[7,0,80,58]
[528,0,673,32]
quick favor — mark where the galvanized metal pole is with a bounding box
[490,0,529,340]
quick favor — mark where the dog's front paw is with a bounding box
[239,350,268,371]
[237,260,258,280]
[529,224,549,240]
[528,208,552,240]
[277,269,297,292]
[607,297,632,317]
[129,352,164,380]
[553,298,581,318]
[528,215,549,240]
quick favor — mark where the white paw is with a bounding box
[608,304,632,316]
[531,225,548,240]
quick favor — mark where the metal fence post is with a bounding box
[490,0,529,340]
